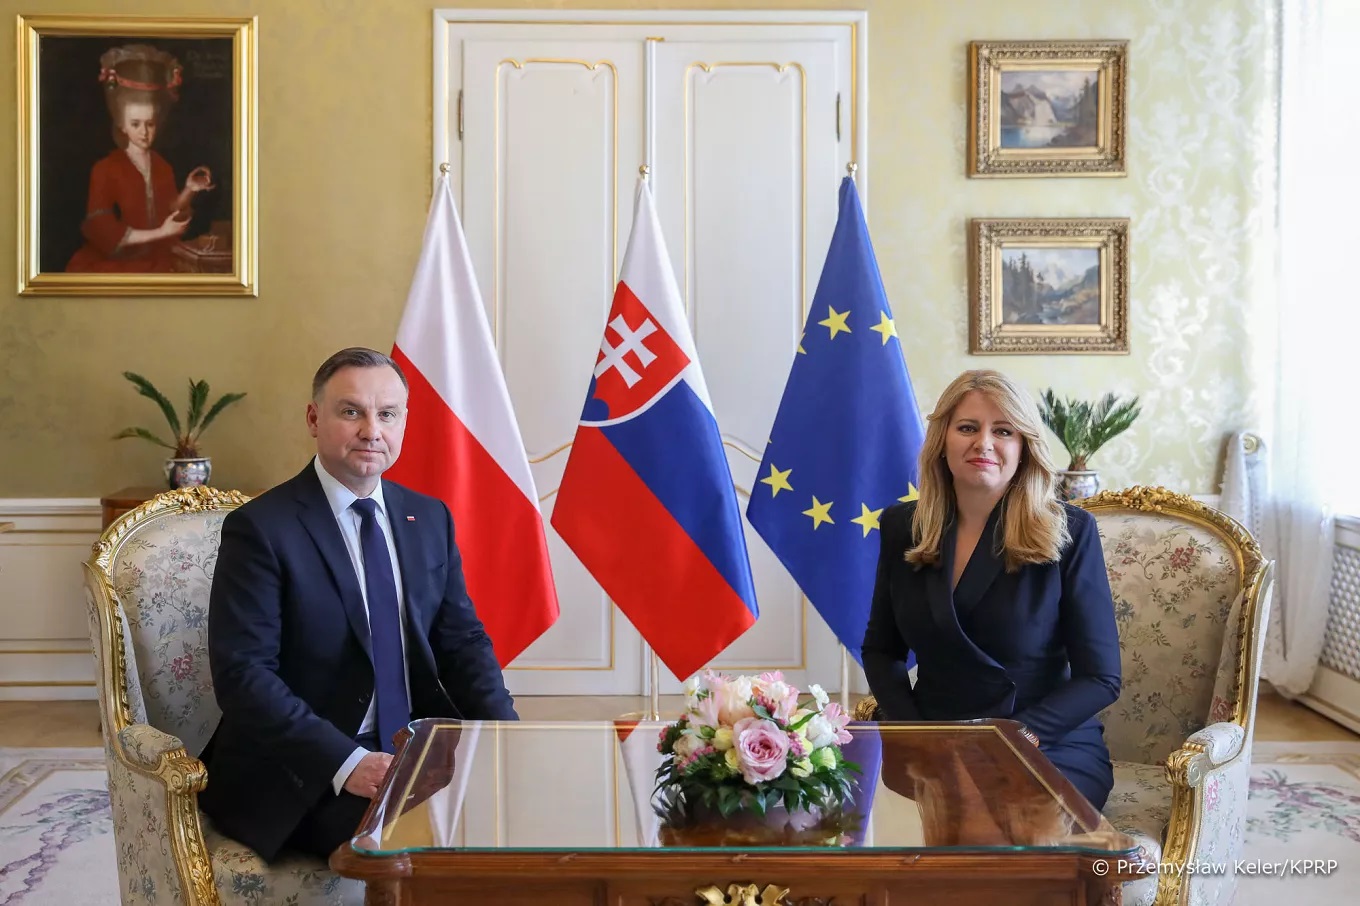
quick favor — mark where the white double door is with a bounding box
[435,9,868,695]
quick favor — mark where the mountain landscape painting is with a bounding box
[999,69,1099,149]
[1000,247,1101,326]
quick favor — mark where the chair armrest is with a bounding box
[104,725,216,904]
[115,723,209,795]
[1186,722,1246,766]
[1165,721,1246,789]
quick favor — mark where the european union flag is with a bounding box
[746,176,926,664]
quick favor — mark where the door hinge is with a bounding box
[835,92,842,143]
[457,89,464,142]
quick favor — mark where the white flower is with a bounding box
[718,676,756,724]
[808,683,829,709]
[762,679,794,709]
[673,733,703,760]
[804,714,837,749]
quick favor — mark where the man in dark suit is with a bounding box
[200,347,518,862]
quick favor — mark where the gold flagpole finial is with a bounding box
[846,161,858,178]
[438,162,451,175]
[639,164,651,178]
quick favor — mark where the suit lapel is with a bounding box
[923,512,1006,677]
[293,464,373,663]
[923,519,957,643]
[383,482,430,630]
[953,501,1006,619]
[383,482,442,683]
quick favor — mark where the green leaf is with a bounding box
[185,379,209,433]
[123,372,182,439]
[111,427,175,450]
[717,785,738,818]
[1037,387,1140,469]
[195,392,247,438]
[788,712,816,731]
[752,703,772,720]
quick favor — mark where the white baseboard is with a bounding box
[0,499,102,699]
[1299,667,1360,735]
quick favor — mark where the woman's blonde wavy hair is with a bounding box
[905,370,1070,571]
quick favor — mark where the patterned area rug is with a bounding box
[0,748,115,906]
[1,741,1356,904]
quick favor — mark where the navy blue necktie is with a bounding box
[351,497,410,754]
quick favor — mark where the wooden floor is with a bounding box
[1,687,1355,748]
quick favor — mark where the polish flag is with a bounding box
[387,175,559,664]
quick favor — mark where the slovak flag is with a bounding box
[386,174,559,665]
[551,178,758,681]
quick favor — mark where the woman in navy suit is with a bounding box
[862,370,1121,810]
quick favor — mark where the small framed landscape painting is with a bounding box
[968,40,1127,178]
[968,218,1129,354]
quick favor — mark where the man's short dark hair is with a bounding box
[311,347,409,401]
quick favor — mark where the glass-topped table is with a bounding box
[331,718,1149,906]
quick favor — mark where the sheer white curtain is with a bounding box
[1259,0,1360,695]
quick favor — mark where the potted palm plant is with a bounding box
[113,372,246,488]
[1037,389,1141,501]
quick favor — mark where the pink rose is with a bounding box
[733,717,790,784]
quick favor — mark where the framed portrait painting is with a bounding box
[968,218,1129,354]
[17,15,257,296]
[968,40,1127,178]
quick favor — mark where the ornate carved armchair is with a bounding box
[854,487,1273,906]
[83,487,363,905]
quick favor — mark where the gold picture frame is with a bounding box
[968,40,1127,178]
[17,15,257,296]
[968,218,1129,354]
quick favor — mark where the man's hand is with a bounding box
[343,752,393,799]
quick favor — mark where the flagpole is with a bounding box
[640,158,658,722]
[840,647,851,711]
[649,650,662,720]
[840,160,859,714]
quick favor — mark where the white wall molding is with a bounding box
[0,498,102,699]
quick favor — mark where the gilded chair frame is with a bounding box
[83,486,251,906]
[853,487,1272,906]
[1077,486,1270,906]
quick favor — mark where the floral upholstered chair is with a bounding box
[1078,487,1272,906]
[83,487,363,906]
[853,487,1273,906]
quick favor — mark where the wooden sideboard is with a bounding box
[100,487,166,530]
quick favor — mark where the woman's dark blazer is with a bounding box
[861,499,1122,809]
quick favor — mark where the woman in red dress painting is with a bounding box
[66,44,215,273]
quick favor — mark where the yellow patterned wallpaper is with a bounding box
[0,0,1273,496]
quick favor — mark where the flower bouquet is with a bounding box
[653,671,863,846]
